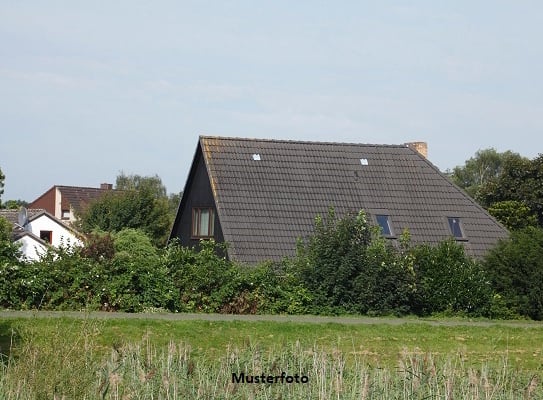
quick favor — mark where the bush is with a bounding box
[95,229,175,312]
[484,226,543,320]
[164,239,238,312]
[293,209,413,315]
[410,240,492,316]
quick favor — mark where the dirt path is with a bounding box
[1,310,542,328]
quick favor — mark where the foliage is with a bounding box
[409,239,493,316]
[294,208,414,315]
[0,199,28,210]
[78,180,172,246]
[294,208,371,312]
[0,217,23,308]
[116,171,167,198]
[487,200,538,230]
[80,231,115,261]
[0,167,4,207]
[2,318,542,399]
[98,230,175,312]
[164,239,238,312]
[352,232,414,316]
[484,226,543,320]
[477,153,543,227]
[450,148,525,199]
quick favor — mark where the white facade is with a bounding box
[16,233,48,261]
[26,212,83,248]
[14,211,83,261]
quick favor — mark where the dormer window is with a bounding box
[448,217,466,240]
[61,209,71,220]
[192,208,215,238]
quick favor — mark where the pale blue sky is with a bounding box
[1,1,542,201]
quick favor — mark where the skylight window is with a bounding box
[360,158,369,166]
[376,215,393,236]
[252,153,261,161]
[448,217,465,239]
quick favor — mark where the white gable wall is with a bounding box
[16,235,47,261]
[26,214,83,248]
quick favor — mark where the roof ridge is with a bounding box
[199,135,409,148]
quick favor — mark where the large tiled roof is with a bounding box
[199,136,508,263]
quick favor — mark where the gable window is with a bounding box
[448,217,465,240]
[376,214,393,237]
[40,230,52,243]
[192,208,215,238]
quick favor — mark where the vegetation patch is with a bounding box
[1,316,542,399]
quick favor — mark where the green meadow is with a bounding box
[1,315,542,399]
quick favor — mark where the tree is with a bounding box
[450,148,525,198]
[1,199,29,210]
[77,173,173,246]
[0,167,4,208]
[484,227,543,320]
[116,172,167,198]
[487,200,537,230]
[478,154,543,227]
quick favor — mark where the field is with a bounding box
[1,312,542,399]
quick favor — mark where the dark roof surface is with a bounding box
[0,208,46,225]
[197,136,508,264]
[56,186,113,213]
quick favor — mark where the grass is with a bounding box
[0,315,542,398]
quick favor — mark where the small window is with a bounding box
[61,209,70,219]
[192,208,215,238]
[448,217,465,239]
[40,230,52,243]
[252,153,261,161]
[376,215,393,236]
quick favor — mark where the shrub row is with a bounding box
[1,211,542,319]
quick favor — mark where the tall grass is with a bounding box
[0,320,541,399]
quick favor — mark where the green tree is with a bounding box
[294,208,412,315]
[77,173,172,246]
[410,240,492,316]
[450,148,525,198]
[116,172,167,197]
[484,227,543,320]
[2,199,29,210]
[0,216,21,263]
[0,167,4,208]
[487,200,538,230]
[478,154,543,227]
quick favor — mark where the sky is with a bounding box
[1,1,542,202]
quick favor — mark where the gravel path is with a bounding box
[1,310,542,328]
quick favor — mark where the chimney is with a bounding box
[100,183,113,190]
[405,141,428,158]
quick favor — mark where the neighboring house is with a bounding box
[170,136,509,264]
[29,183,114,223]
[0,208,84,260]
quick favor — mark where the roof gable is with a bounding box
[180,136,508,263]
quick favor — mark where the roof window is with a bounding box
[376,214,393,237]
[448,217,466,240]
[360,158,368,166]
[252,154,261,161]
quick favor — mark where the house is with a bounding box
[170,136,509,264]
[0,208,84,260]
[29,183,114,223]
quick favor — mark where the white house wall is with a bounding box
[16,236,47,261]
[26,215,83,248]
